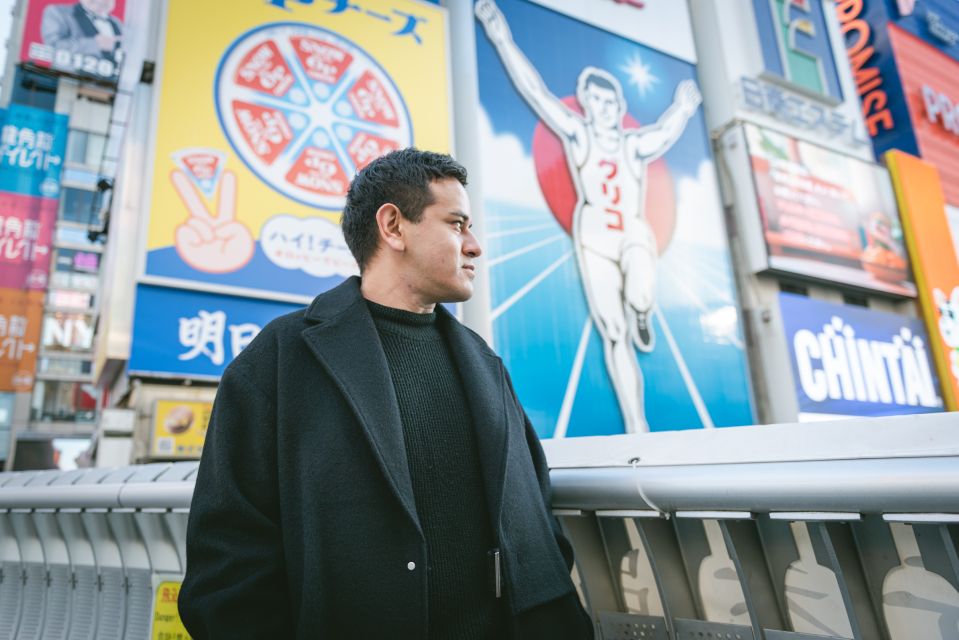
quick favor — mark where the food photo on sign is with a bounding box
[19,0,126,82]
[743,123,915,297]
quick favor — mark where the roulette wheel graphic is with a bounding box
[215,22,412,210]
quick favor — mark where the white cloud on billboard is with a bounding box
[260,215,358,278]
[673,160,728,250]
[477,107,549,211]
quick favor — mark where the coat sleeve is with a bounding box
[40,6,101,56]
[502,363,576,572]
[178,363,294,639]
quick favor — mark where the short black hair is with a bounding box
[342,148,468,271]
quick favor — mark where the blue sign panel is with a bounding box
[779,292,943,418]
[753,0,844,100]
[475,0,754,437]
[129,284,303,379]
[0,104,67,199]
[886,0,959,61]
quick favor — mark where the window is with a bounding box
[50,248,101,291]
[55,225,106,249]
[59,187,98,225]
[9,68,57,111]
[66,130,107,169]
[37,356,93,378]
[30,380,97,423]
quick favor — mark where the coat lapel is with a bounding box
[299,278,419,533]
[439,309,510,525]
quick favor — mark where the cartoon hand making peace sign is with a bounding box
[170,169,255,274]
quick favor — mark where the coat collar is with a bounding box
[300,277,510,530]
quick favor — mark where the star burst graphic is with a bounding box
[621,53,659,98]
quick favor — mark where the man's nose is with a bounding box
[463,230,482,258]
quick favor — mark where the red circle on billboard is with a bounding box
[532,97,676,254]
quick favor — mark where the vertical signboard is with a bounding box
[142,0,450,300]
[753,0,844,100]
[886,150,959,411]
[0,289,44,392]
[0,105,67,393]
[19,0,128,83]
[886,24,959,205]
[474,0,753,436]
[779,292,942,420]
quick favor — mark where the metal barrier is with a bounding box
[0,412,955,639]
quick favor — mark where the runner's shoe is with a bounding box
[633,309,655,353]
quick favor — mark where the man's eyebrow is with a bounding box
[449,211,471,224]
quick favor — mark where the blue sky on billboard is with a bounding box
[475,0,754,437]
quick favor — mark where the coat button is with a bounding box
[407,561,416,571]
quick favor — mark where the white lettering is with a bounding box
[795,329,828,402]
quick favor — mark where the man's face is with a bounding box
[80,0,115,16]
[584,83,622,130]
[401,178,481,305]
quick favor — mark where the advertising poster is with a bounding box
[887,150,959,411]
[129,284,301,379]
[887,24,959,206]
[0,289,45,392]
[143,0,450,300]
[744,123,915,296]
[151,399,211,458]
[779,292,942,420]
[19,0,127,83]
[0,105,67,290]
[474,0,754,437]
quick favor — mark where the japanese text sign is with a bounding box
[129,284,301,379]
[19,0,127,83]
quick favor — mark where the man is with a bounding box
[41,0,123,64]
[179,148,592,638]
[476,0,701,433]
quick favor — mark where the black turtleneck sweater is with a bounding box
[366,300,506,639]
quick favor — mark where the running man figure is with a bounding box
[476,0,701,433]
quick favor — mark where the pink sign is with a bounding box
[0,192,57,290]
[19,0,128,82]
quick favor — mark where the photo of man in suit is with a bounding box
[40,0,123,70]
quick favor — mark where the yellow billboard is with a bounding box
[887,151,959,411]
[151,400,212,458]
[144,0,451,300]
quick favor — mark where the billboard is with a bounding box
[779,292,942,420]
[19,0,127,83]
[0,105,68,291]
[474,0,754,437]
[0,289,44,392]
[887,24,959,205]
[142,0,450,301]
[754,0,844,100]
[887,150,959,411]
[129,284,301,379]
[151,399,211,458]
[744,123,915,296]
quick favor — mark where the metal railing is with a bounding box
[0,412,956,639]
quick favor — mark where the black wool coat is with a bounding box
[178,277,591,639]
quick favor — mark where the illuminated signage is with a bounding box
[754,0,843,100]
[922,84,959,137]
[835,0,896,137]
[780,292,942,419]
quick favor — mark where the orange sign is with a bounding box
[886,151,959,411]
[0,288,44,392]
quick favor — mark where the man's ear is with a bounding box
[375,203,405,252]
